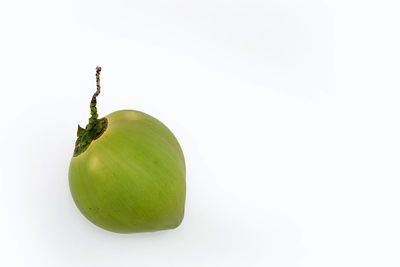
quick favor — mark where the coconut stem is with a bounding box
[73,66,108,156]
[87,66,102,131]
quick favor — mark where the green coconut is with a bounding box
[68,67,186,233]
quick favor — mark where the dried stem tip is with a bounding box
[87,66,102,130]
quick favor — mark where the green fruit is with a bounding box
[68,67,186,233]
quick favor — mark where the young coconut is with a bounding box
[69,67,186,233]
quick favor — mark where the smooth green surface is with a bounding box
[69,110,186,233]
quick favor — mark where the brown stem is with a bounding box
[87,66,102,130]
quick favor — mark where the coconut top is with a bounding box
[73,66,108,157]
[73,117,108,157]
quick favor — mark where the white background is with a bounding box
[0,0,399,266]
